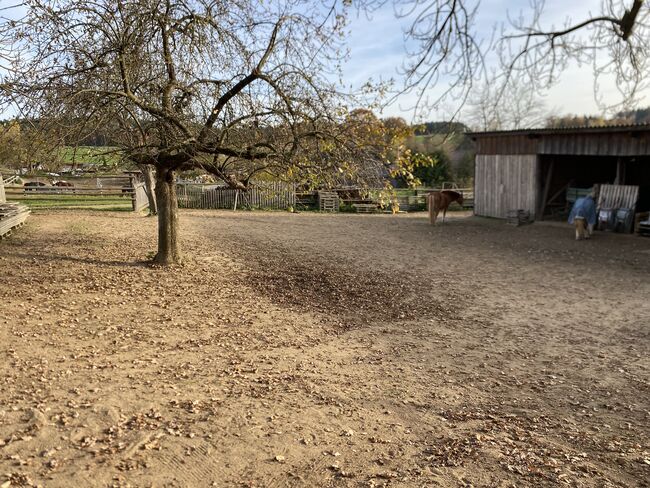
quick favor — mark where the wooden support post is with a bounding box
[233,190,239,211]
[538,161,554,221]
[546,182,570,207]
[615,158,626,185]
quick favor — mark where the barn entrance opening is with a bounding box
[538,155,650,222]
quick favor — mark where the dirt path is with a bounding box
[0,210,648,487]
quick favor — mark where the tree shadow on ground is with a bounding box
[3,251,150,268]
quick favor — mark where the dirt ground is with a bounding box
[0,209,648,488]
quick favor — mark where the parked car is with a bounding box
[24,181,48,192]
[53,180,75,192]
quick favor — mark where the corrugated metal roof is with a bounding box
[466,123,650,138]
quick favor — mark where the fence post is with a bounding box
[129,176,136,211]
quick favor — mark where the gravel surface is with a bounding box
[0,209,648,487]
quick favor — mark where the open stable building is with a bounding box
[468,125,650,225]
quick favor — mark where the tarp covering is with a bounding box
[568,196,597,226]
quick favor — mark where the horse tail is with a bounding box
[429,192,443,224]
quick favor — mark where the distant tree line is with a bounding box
[546,107,650,128]
[0,112,476,187]
[413,121,470,136]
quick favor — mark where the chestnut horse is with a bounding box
[427,190,464,225]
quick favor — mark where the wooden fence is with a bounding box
[297,187,474,212]
[1,175,19,187]
[2,174,153,212]
[378,188,474,212]
[178,182,296,210]
[0,176,5,204]
[5,186,135,210]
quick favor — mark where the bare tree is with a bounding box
[0,0,371,265]
[371,0,649,118]
[466,76,548,131]
[498,0,649,111]
[358,0,484,120]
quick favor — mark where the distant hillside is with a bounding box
[617,107,650,124]
[413,121,470,136]
[405,121,475,185]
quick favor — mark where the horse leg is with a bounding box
[575,218,585,240]
[442,195,451,224]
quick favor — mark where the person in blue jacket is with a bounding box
[568,193,597,240]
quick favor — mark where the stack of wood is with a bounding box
[352,203,377,213]
[0,203,30,239]
[506,209,532,226]
[318,191,339,212]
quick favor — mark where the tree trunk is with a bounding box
[154,166,181,265]
[139,164,158,215]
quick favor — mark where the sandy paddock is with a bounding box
[0,210,648,488]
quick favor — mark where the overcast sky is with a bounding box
[342,0,648,122]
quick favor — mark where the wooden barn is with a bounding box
[468,125,650,224]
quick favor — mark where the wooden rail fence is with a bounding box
[4,176,19,185]
[374,188,474,212]
[4,186,140,211]
[7,188,133,196]
[298,187,474,212]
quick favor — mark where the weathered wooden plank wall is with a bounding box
[475,154,539,219]
[472,130,650,156]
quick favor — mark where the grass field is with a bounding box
[59,146,122,166]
